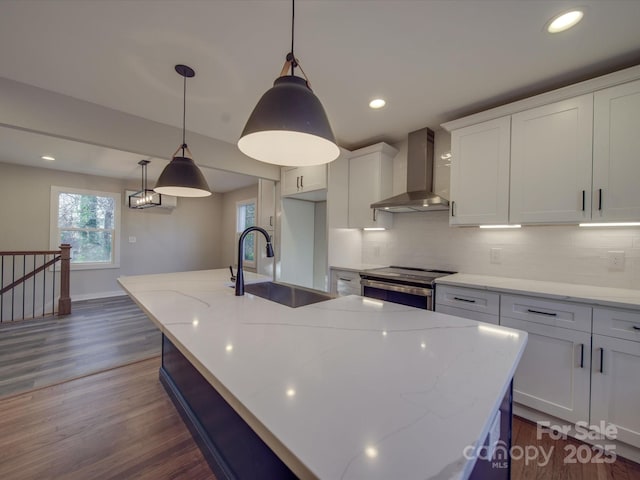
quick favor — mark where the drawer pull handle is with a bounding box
[581,190,585,211]
[338,278,352,282]
[633,326,640,331]
[579,343,584,369]
[527,309,557,317]
[454,297,476,303]
[599,347,604,374]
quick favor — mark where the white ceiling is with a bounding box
[0,0,639,182]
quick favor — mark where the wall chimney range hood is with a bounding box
[371,127,449,213]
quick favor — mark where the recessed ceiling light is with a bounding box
[369,98,386,109]
[547,10,584,33]
[41,155,55,161]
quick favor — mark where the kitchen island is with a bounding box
[118,269,527,480]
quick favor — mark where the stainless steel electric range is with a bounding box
[360,266,456,310]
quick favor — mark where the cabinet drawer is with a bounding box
[435,285,499,316]
[436,304,499,325]
[500,294,591,332]
[330,269,362,297]
[593,307,640,343]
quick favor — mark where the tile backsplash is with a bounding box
[361,211,640,290]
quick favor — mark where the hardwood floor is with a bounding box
[512,416,640,480]
[0,357,215,480]
[0,296,161,398]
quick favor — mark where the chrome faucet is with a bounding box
[235,226,274,296]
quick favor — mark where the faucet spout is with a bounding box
[235,226,274,296]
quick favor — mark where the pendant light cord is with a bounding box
[290,0,295,75]
[182,73,187,156]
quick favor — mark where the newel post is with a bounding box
[58,244,72,315]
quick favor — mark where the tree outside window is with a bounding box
[236,199,256,267]
[50,187,121,269]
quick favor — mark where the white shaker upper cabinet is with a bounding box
[348,143,397,229]
[449,116,511,226]
[510,94,593,224]
[593,79,640,221]
[281,165,327,198]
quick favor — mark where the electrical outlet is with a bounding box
[607,251,625,270]
[490,247,502,264]
[128,236,137,243]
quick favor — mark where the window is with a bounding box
[50,186,121,269]
[236,198,256,267]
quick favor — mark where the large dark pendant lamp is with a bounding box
[237,0,339,166]
[154,64,212,198]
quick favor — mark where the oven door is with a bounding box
[360,279,433,310]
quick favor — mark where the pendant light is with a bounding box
[129,160,162,208]
[237,0,339,167]
[154,64,212,197]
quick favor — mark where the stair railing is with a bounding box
[0,244,71,323]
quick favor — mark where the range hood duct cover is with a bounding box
[370,127,449,213]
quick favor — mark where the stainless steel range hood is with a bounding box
[370,127,449,212]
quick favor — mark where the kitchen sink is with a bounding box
[243,281,334,308]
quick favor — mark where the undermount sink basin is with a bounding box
[243,281,334,308]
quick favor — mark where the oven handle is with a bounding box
[360,279,432,297]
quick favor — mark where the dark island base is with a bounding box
[159,335,297,480]
[160,334,512,480]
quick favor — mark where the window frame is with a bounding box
[50,186,121,270]
[236,197,257,268]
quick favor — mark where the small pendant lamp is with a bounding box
[237,0,339,167]
[155,64,211,198]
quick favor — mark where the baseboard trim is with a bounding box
[71,290,124,302]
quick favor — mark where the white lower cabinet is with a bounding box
[590,307,640,449]
[435,285,499,325]
[436,283,640,455]
[500,316,591,424]
[329,268,361,297]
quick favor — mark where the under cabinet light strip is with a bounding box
[479,225,522,229]
[363,227,386,231]
[579,222,640,228]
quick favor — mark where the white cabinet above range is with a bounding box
[348,142,397,229]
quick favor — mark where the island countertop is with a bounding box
[118,269,527,480]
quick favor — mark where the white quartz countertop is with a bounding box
[436,274,640,310]
[118,269,527,480]
[329,264,385,273]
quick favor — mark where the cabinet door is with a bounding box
[348,151,393,229]
[510,94,593,224]
[281,165,327,198]
[449,116,510,225]
[281,167,301,196]
[501,317,591,424]
[297,165,327,193]
[258,179,275,230]
[593,79,640,221]
[591,334,640,449]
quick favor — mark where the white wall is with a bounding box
[0,162,224,299]
[313,201,327,290]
